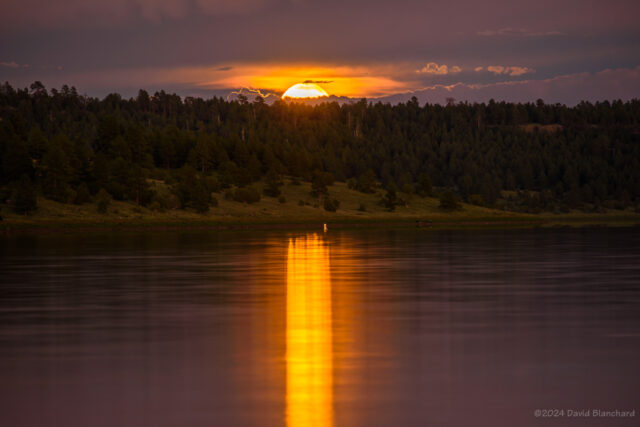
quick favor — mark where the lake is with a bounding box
[1,228,639,426]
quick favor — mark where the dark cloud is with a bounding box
[0,0,277,29]
[303,80,333,84]
[477,28,565,37]
[1,61,23,68]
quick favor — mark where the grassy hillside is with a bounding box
[2,178,639,230]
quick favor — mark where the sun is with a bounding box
[282,82,329,99]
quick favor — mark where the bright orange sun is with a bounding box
[282,83,329,99]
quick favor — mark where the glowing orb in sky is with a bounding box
[282,83,329,99]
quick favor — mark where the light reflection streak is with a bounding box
[286,234,333,427]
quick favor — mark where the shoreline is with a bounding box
[2,213,639,235]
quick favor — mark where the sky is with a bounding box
[1,0,639,104]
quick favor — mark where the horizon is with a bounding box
[4,80,640,108]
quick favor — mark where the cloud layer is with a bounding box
[1,0,639,104]
[417,63,462,75]
[1,0,276,28]
[484,66,534,77]
[477,27,565,37]
[380,66,640,106]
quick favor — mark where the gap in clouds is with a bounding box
[8,62,638,107]
[27,60,548,99]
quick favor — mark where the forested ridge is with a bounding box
[1,81,639,216]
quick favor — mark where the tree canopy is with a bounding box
[1,82,639,214]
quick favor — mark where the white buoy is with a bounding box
[323,223,328,232]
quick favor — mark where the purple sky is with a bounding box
[1,0,639,104]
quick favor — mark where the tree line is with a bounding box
[1,81,639,215]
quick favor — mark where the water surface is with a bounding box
[1,228,639,426]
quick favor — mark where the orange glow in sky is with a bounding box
[66,62,417,98]
[198,63,410,98]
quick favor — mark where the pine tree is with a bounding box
[13,175,38,214]
[382,185,399,211]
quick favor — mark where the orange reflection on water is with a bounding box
[286,234,333,427]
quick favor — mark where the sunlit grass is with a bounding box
[2,178,638,228]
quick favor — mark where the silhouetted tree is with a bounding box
[439,190,460,211]
[0,81,638,215]
[13,175,37,214]
[416,173,433,197]
[382,185,399,211]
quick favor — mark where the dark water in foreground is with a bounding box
[1,228,639,427]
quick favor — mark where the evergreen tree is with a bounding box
[323,197,340,212]
[355,170,377,193]
[439,190,460,211]
[95,189,111,214]
[416,173,433,197]
[41,143,72,202]
[263,168,283,197]
[74,183,91,205]
[13,175,38,214]
[382,185,399,211]
[0,81,639,215]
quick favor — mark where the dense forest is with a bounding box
[1,81,639,215]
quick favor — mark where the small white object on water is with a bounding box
[323,223,328,232]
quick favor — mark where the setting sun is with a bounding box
[282,82,329,99]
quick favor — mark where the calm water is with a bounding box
[1,228,639,426]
